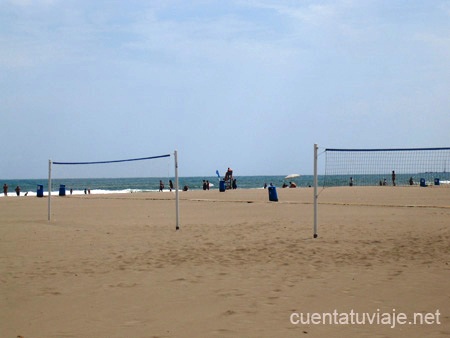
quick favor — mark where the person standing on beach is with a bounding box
[392,170,396,186]
[159,180,164,192]
[169,180,173,192]
[3,183,8,196]
[15,186,21,196]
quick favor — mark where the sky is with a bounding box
[1,0,449,178]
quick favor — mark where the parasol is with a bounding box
[285,174,300,179]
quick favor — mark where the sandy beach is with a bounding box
[1,186,449,337]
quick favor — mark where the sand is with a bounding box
[1,186,449,337]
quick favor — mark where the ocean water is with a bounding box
[0,176,311,197]
[1,173,448,197]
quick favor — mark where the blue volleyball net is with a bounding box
[53,154,171,166]
[47,151,180,230]
[51,154,172,187]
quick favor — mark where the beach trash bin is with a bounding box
[37,185,44,197]
[434,178,440,186]
[219,180,226,192]
[59,184,66,196]
[268,186,278,202]
[420,178,426,187]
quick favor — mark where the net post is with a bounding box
[48,159,52,221]
[174,150,180,230]
[313,144,318,238]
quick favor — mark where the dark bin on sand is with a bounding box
[268,186,278,202]
[37,185,44,197]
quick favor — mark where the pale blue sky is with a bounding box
[1,0,449,178]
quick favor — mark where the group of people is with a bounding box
[382,170,401,186]
[3,183,22,196]
[281,182,297,188]
[202,180,210,190]
[157,167,241,192]
[264,182,297,189]
[157,180,188,192]
[349,171,415,186]
[159,180,174,192]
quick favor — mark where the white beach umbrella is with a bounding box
[285,174,300,179]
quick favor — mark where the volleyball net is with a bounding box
[48,151,180,230]
[313,145,450,238]
[323,147,450,187]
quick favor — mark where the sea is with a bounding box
[1,173,449,197]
